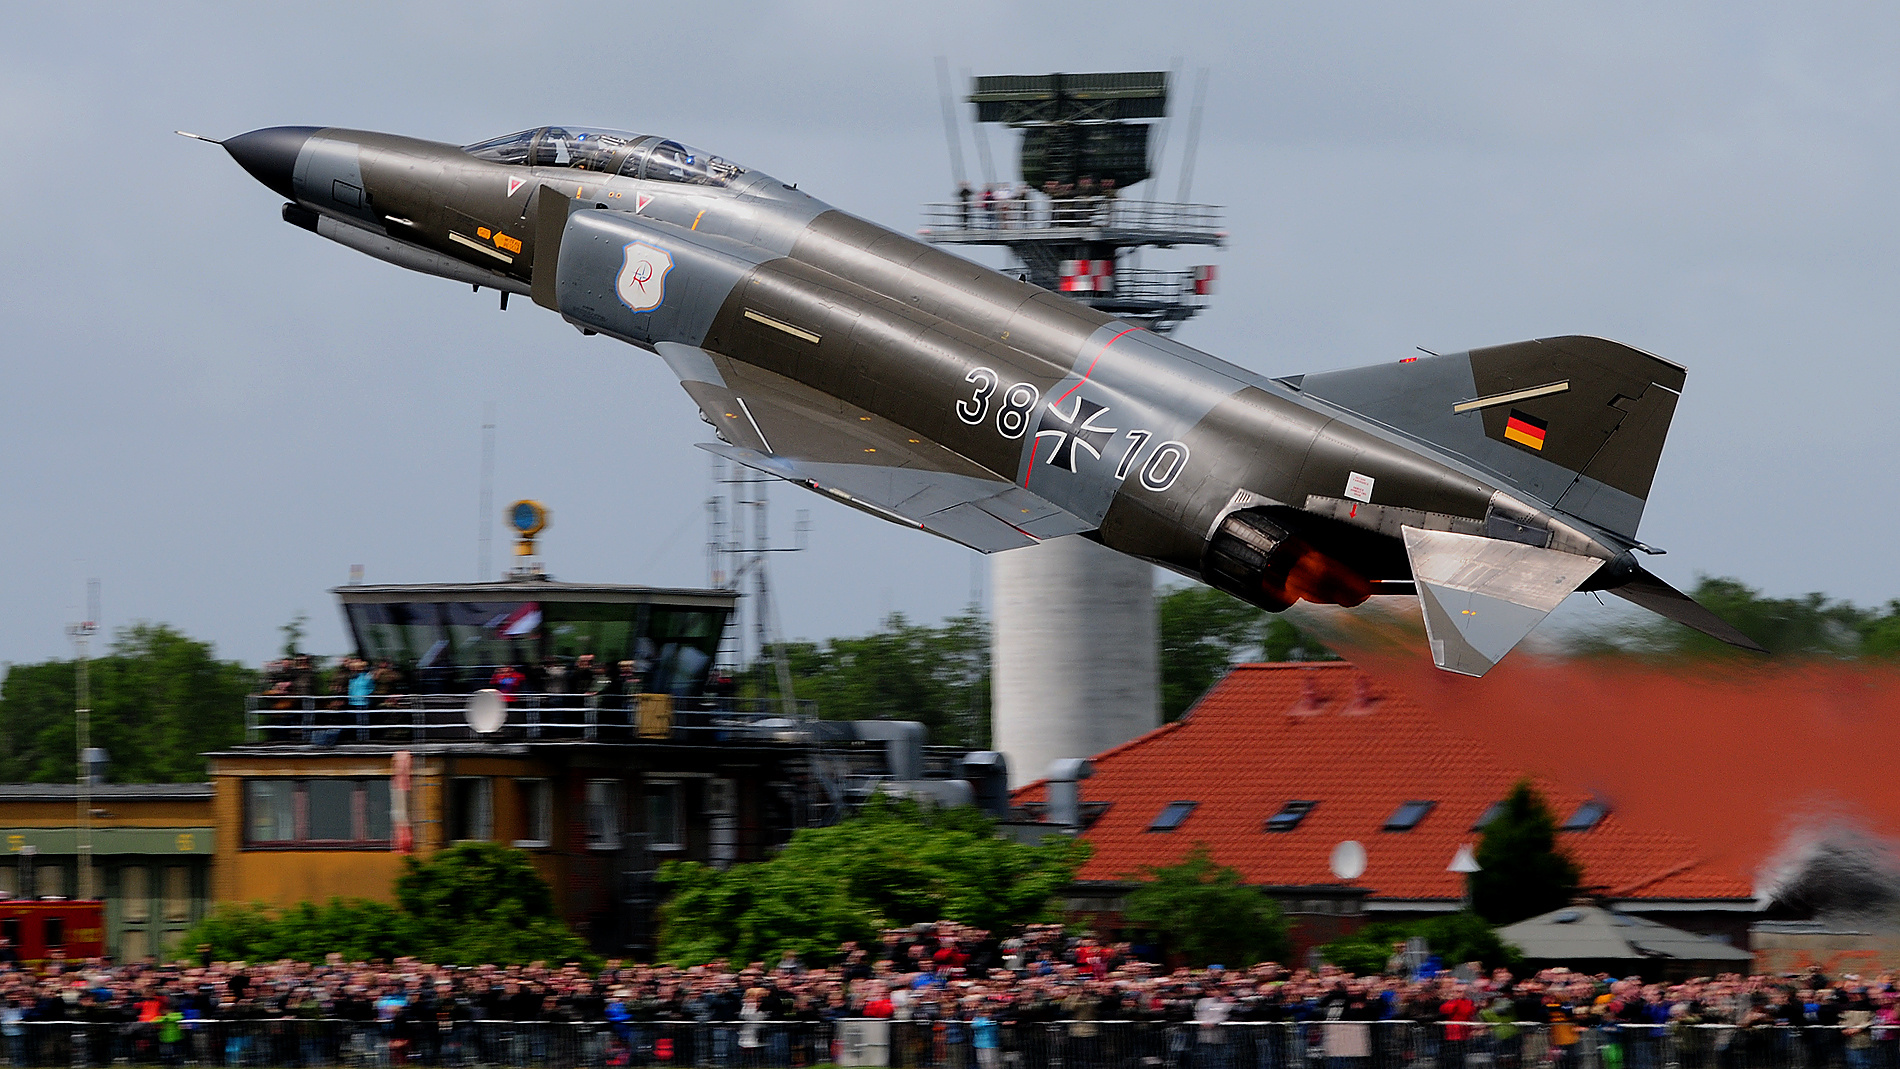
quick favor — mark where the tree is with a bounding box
[1471,781,1581,925]
[1319,912,1522,973]
[395,841,590,964]
[1571,576,1900,659]
[279,611,309,658]
[655,796,1086,964]
[1860,603,1900,657]
[1158,585,1335,721]
[183,842,588,964]
[0,624,256,783]
[774,611,991,747]
[1122,843,1291,967]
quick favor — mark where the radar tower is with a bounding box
[921,70,1224,334]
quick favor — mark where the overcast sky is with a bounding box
[4,3,1899,667]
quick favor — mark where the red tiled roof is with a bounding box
[1012,662,1754,903]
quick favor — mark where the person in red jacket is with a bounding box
[1441,983,1479,1069]
[490,664,526,700]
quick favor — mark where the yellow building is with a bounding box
[207,578,831,954]
[0,579,956,959]
[0,783,213,959]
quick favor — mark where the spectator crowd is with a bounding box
[0,924,1894,1068]
[259,654,683,709]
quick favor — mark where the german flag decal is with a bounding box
[1503,409,1548,451]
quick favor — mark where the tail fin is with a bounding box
[1291,336,1684,539]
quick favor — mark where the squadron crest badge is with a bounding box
[615,241,673,312]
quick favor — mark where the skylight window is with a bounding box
[1265,800,1317,832]
[1147,801,1198,832]
[1472,801,1505,831]
[1561,800,1610,832]
[1383,800,1436,832]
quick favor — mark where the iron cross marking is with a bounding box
[1034,395,1118,472]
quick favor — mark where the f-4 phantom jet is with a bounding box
[202,123,1763,676]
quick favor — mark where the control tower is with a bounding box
[922,71,1225,785]
[920,71,1224,334]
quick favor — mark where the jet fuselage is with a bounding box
[215,123,1751,675]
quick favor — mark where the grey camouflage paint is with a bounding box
[215,123,1761,673]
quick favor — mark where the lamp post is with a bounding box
[66,613,96,901]
[1449,843,1481,912]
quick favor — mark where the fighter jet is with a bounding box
[199,123,1764,676]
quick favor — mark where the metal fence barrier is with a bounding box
[2,1018,1894,1069]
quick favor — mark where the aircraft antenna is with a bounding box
[478,403,496,581]
[934,57,969,190]
[1176,68,1210,204]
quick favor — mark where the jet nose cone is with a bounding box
[223,126,321,199]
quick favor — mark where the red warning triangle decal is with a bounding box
[506,176,526,197]
[635,193,653,213]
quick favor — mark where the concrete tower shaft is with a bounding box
[991,536,1159,787]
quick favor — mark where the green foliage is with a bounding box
[182,899,419,963]
[1471,782,1581,925]
[1572,576,1900,659]
[395,842,589,964]
[772,611,990,747]
[655,796,1086,965]
[1158,585,1335,721]
[1319,912,1522,973]
[1122,843,1291,968]
[279,611,309,658]
[1860,605,1900,656]
[182,843,587,964]
[768,592,1338,739]
[0,624,256,783]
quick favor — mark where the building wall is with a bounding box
[1751,926,1900,976]
[0,792,214,960]
[211,753,409,907]
[207,746,795,955]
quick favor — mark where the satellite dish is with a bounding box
[1449,842,1482,874]
[1330,840,1368,881]
[465,689,506,735]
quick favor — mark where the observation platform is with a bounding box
[919,198,1225,249]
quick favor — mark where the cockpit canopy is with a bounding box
[462,127,746,187]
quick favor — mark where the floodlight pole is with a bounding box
[67,616,96,901]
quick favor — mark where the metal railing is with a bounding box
[920,198,1225,244]
[1085,268,1214,305]
[243,693,819,746]
[0,1018,1891,1069]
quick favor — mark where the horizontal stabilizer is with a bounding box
[1608,565,1769,653]
[1403,527,1605,677]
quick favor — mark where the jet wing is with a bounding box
[656,343,1093,552]
[1402,527,1604,677]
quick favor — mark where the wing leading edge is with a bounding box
[657,342,1092,553]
